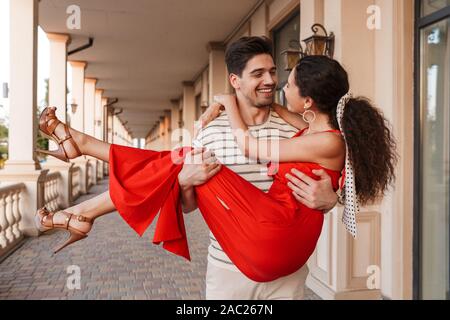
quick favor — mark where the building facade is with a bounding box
[0,0,448,300]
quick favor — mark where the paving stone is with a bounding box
[0,178,321,300]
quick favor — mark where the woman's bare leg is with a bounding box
[70,127,111,162]
[68,190,115,219]
[51,190,116,233]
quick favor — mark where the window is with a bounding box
[272,11,300,107]
[415,0,450,300]
[421,0,450,17]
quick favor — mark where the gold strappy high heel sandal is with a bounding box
[35,106,82,162]
[35,207,94,254]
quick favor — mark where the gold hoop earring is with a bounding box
[302,109,316,125]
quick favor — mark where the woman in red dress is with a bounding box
[35,56,397,282]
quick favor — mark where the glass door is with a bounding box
[415,0,450,300]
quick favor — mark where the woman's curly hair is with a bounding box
[295,56,398,204]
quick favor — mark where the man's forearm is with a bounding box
[180,184,198,213]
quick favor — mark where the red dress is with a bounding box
[109,129,341,282]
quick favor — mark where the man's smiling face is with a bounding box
[230,53,278,108]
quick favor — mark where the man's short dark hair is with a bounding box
[225,36,274,77]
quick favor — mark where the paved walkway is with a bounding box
[0,178,320,300]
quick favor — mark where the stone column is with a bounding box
[182,82,196,145]
[84,78,97,138]
[42,32,74,208]
[201,69,209,108]
[208,42,227,104]
[108,109,114,144]
[170,99,181,149]
[68,61,86,132]
[46,32,70,123]
[102,98,108,141]
[0,0,47,237]
[101,104,111,176]
[68,61,89,195]
[113,116,119,145]
[112,115,116,145]
[158,116,165,150]
[164,110,171,150]
[101,97,108,176]
[115,118,120,145]
[94,89,104,180]
[84,78,98,187]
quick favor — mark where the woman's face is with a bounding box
[283,69,308,113]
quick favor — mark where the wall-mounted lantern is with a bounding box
[69,98,78,114]
[281,24,335,71]
[280,39,305,72]
[303,24,335,57]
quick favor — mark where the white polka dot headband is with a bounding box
[336,93,359,238]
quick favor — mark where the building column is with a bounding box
[201,69,209,109]
[122,125,126,146]
[101,97,108,176]
[118,120,122,145]
[84,78,97,187]
[108,109,114,144]
[116,118,120,145]
[122,123,127,146]
[94,89,104,180]
[170,99,181,149]
[46,33,70,121]
[101,98,108,142]
[42,32,74,208]
[113,116,120,145]
[158,117,165,150]
[375,0,414,300]
[68,61,86,132]
[0,0,47,237]
[163,110,171,150]
[84,78,97,138]
[68,61,89,195]
[208,42,227,104]
[182,82,196,145]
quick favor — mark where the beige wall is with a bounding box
[375,0,414,299]
[250,3,268,37]
[302,0,413,300]
[268,0,298,22]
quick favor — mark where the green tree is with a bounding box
[0,123,8,169]
[0,123,7,139]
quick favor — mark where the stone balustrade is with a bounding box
[87,161,95,190]
[70,165,81,201]
[0,183,26,260]
[41,171,61,213]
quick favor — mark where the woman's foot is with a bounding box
[35,207,94,253]
[36,107,83,162]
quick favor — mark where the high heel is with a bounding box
[36,106,82,162]
[54,230,87,254]
[34,148,70,163]
[35,207,94,254]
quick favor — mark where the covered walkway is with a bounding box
[0,0,420,300]
[0,178,319,300]
[0,178,209,300]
